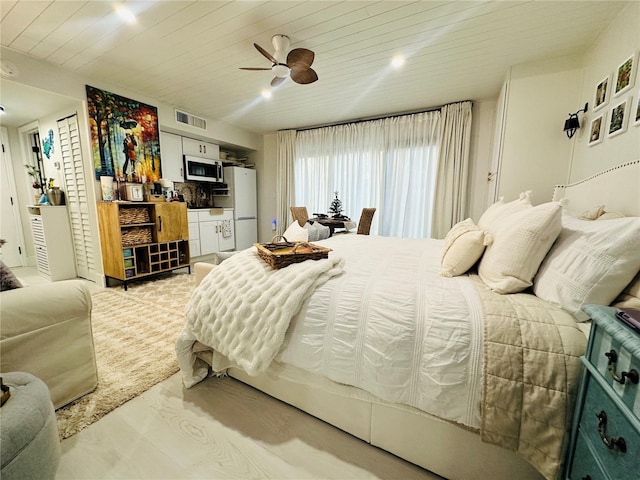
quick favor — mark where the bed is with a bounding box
[176,160,640,480]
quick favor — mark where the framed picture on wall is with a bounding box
[614,52,637,97]
[593,76,609,111]
[86,85,163,182]
[608,98,629,137]
[588,114,604,146]
[633,94,640,127]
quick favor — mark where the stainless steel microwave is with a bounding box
[183,155,223,183]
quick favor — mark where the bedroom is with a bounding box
[1,1,638,260]
[0,1,639,479]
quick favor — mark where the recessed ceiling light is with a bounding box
[116,6,136,24]
[391,55,405,69]
[0,60,19,77]
[261,89,272,99]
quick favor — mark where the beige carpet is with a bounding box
[56,272,196,439]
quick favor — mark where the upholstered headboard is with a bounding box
[552,160,640,217]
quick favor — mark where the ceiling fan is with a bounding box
[240,34,318,87]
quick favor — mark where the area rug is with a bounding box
[56,272,196,439]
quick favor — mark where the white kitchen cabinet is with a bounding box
[187,211,201,257]
[182,137,219,160]
[159,131,184,182]
[197,208,234,256]
[29,205,77,281]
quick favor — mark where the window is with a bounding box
[294,111,440,238]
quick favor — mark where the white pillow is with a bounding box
[613,271,640,310]
[533,215,640,321]
[578,205,605,220]
[305,221,331,242]
[478,201,563,294]
[441,218,489,277]
[282,221,308,242]
[478,191,532,233]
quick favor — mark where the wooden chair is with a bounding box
[290,206,309,227]
[357,208,376,235]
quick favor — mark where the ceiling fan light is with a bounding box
[273,64,290,78]
[261,89,272,99]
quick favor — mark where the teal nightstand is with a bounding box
[565,305,640,480]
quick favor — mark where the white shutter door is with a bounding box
[58,115,95,280]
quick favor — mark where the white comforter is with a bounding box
[178,235,485,429]
[276,235,484,428]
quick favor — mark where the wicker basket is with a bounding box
[121,227,152,246]
[254,235,331,269]
[119,207,151,225]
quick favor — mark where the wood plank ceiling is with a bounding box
[0,1,630,134]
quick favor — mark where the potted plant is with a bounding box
[25,164,44,204]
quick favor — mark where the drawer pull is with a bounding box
[595,411,627,452]
[604,350,639,385]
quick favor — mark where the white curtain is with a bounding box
[294,111,440,238]
[276,130,297,234]
[432,101,473,239]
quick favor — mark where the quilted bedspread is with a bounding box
[473,275,587,480]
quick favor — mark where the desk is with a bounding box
[311,217,356,236]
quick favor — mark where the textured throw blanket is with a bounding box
[472,275,587,480]
[176,248,344,387]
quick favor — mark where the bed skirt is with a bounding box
[225,362,544,480]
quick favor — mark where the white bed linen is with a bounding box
[276,235,484,429]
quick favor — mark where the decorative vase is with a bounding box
[47,187,65,206]
[100,176,114,201]
[34,193,42,204]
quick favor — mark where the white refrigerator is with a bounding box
[218,167,257,250]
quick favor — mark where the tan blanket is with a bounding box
[473,275,587,480]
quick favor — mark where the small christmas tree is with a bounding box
[328,191,343,217]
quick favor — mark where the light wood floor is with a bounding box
[56,373,444,480]
[13,267,442,479]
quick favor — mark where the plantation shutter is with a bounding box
[57,114,95,280]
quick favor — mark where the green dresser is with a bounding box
[566,305,640,480]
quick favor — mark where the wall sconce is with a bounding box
[564,103,589,138]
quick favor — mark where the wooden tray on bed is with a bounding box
[254,235,331,269]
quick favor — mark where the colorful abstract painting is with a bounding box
[86,85,162,182]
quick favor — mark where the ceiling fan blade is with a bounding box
[290,67,318,85]
[271,76,286,87]
[286,48,314,68]
[254,43,278,64]
[239,67,272,71]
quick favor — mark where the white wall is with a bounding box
[467,99,497,221]
[497,54,583,204]
[253,134,276,243]
[0,48,261,152]
[569,2,640,182]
